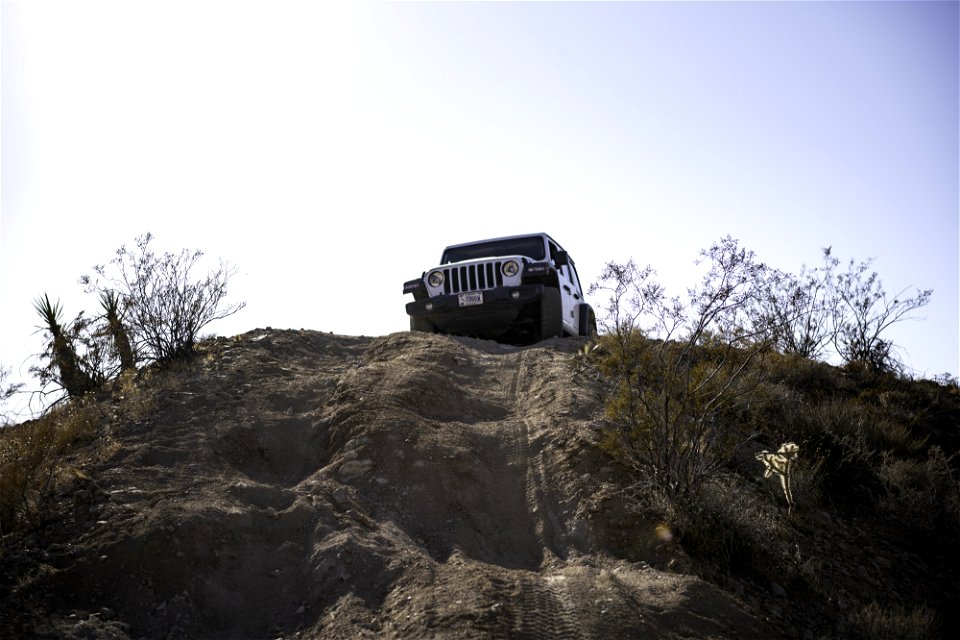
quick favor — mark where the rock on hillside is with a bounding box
[1,329,779,639]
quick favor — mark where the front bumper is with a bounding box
[405,284,545,334]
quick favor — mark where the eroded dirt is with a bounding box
[1,329,779,639]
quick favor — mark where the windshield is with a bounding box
[441,237,546,264]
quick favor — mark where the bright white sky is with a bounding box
[2,1,958,414]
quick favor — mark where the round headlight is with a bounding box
[427,270,445,288]
[501,260,520,277]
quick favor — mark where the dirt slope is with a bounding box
[2,329,780,639]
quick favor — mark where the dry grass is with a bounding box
[877,446,960,534]
[847,601,939,640]
[109,358,192,424]
[0,399,101,534]
[587,332,960,637]
[661,476,794,580]
[0,346,210,536]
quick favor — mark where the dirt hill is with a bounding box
[1,328,956,639]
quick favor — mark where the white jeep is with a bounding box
[403,233,597,343]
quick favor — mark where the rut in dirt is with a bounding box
[1,329,777,640]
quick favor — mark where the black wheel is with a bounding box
[410,316,435,333]
[579,303,598,337]
[538,287,563,341]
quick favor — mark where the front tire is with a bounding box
[538,287,563,341]
[410,316,435,333]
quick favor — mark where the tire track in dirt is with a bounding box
[1,330,788,640]
[492,348,584,639]
[509,573,583,640]
[504,348,571,563]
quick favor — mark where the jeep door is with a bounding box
[548,240,581,336]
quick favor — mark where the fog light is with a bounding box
[425,303,434,311]
[511,291,520,299]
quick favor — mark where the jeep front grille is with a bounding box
[442,261,504,294]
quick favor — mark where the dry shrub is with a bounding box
[669,476,794,580]
[847,601,938,640]
[109,358,191,425]
[878,446,960,535]
[767,401,879,512]
[769,357,929,452]
[865,415,926,454]
[752,442,826,510]
[87,232,245,364]
[799,398,922,455]
[112,369,158,424]
[0,400,100,533]
[766,352,849,399]
[726,379,798,441]
[789,446,826,506]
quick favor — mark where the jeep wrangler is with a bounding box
[403,233,597,343]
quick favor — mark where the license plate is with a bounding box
[458,292,483,307]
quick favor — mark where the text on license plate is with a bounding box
[458,292,483,307]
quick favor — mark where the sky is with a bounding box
[2,1,958,417]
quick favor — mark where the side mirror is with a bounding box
[555,250,569,267]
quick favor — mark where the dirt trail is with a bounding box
[2,329,777,639]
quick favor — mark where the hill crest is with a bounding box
[2,328,957,639]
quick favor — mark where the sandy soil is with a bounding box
[1,329,782,639]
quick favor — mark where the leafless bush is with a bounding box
[830,251,932,374]
[84,233,245,364]
[590,236,773,497]
[757,247,932,375]
[1,365,24,427]
[757,255,836,361]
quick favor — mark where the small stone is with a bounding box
[769,581,787,598]
[339,459,374,479]
[331,487,350,507]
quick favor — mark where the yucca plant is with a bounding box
[33,294,96,398]
[99,290,136,373]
